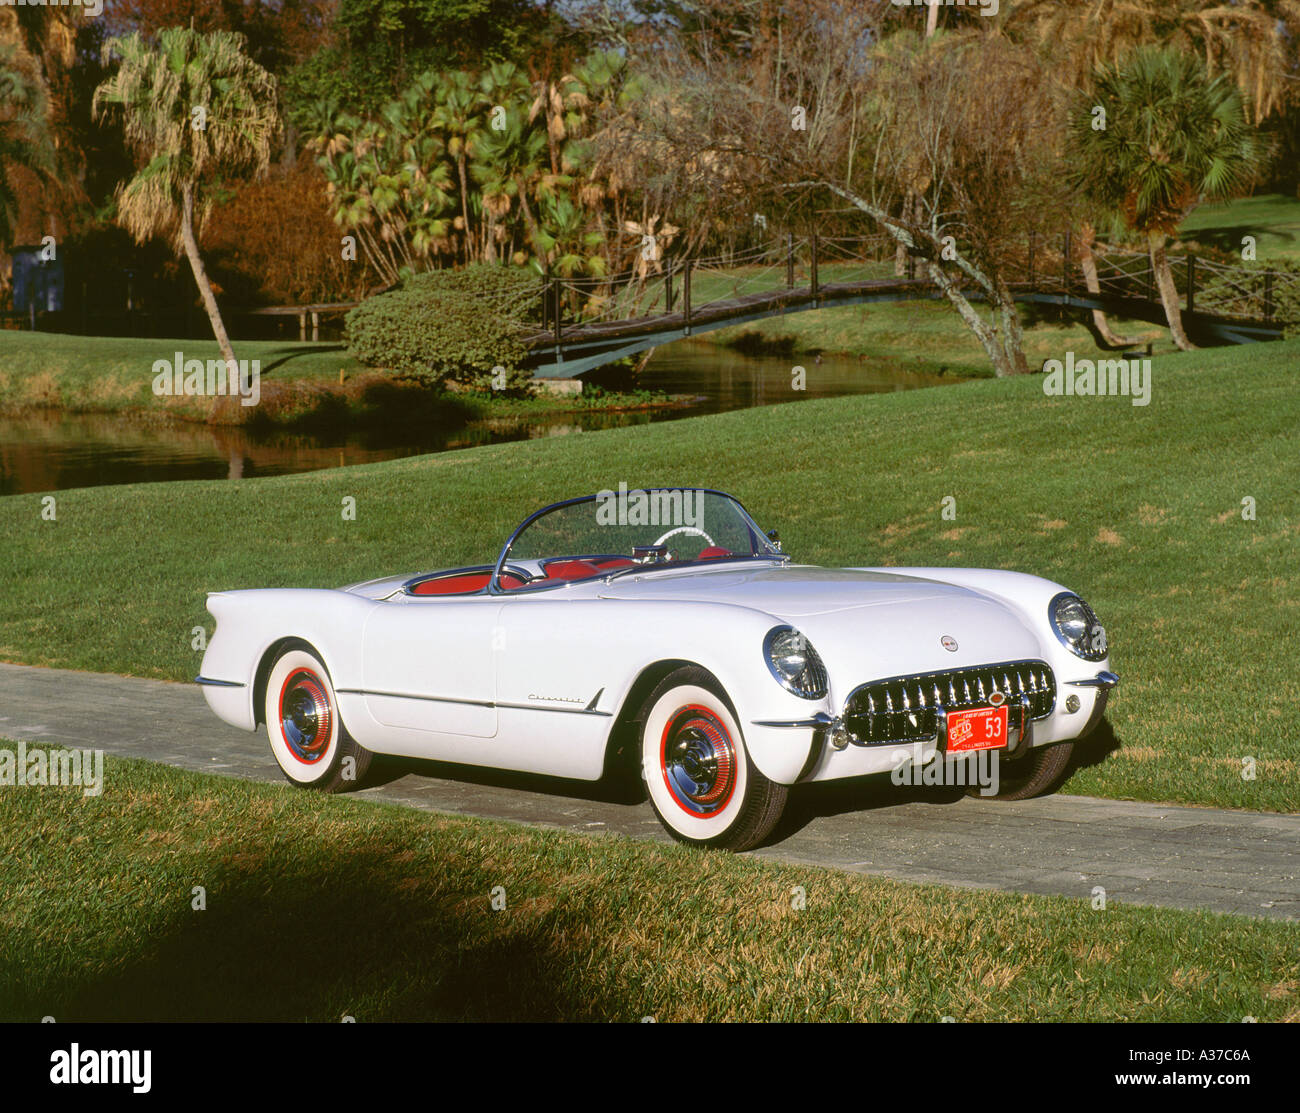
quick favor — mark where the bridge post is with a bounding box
[787,233,794,290]
[810,232,819,301]
[665,260,674,314]
[540,278,549,332]
[1186,255,1196,315]
[1146,255,1154,303]
[683,261,692,333]
[553,278,563,348]
[1264,270,1275,322]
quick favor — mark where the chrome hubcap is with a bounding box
[279,669,332,764]
[662,706,736,816]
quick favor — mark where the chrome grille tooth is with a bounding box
[976,676,986,701]
[962,679,972,703]
[933,682,942,706]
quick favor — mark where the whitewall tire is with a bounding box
[639,667,786,851]
[264,646,372,792]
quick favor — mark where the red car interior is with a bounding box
[409,551,730,596]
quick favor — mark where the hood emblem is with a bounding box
[941,635,958,653]
[988,690,1006,707]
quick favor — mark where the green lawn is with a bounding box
[1180,194,1300,264]
[1,336,1297,812]
[701,296,1164,373]
[1,748,1294,1022]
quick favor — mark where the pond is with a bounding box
[0,341,960,495]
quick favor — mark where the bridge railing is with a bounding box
[529,230,1291,345]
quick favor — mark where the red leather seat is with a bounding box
[411,570,528,595]
[543,560,601,581]
[698,546,734,560]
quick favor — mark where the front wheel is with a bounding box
[264,645,372,793]
[639,667,786,851]
[969,740,1074,800]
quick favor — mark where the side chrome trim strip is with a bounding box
[335,688,611,716]
[195,676,246,688]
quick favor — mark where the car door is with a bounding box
[360,596,500,739]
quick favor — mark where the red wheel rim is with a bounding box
[660,704,737,816]
[278,667,333,764]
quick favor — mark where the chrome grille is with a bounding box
[843,660,1056,746]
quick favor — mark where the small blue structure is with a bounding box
[10,245,65,313]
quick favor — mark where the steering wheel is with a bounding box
[653,525,716,549]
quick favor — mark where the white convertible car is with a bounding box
[198,488,1117,850]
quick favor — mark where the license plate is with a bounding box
[946,706,1008,753]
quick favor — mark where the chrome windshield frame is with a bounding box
[487,488,783,595]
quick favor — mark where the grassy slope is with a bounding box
[1180,194,1300,264]
[1,749,1295,1022]
[1,337,1297,811]
[697,282,1165,369]
[0,333,364,420]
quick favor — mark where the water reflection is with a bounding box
[0,341,959,495]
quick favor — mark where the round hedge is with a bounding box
[345,264,543,390]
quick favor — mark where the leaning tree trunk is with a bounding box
[1149,231,1195,351]
[1079,223,1140,348]
[179,184,245,424]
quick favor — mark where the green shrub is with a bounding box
[345,264,542,391]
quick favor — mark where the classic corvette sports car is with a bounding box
[197,487,1118,850]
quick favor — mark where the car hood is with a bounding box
[600,563,1045,681]
[597,563,971,615]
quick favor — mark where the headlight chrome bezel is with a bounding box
[1049,592,1108,662]
[763,625,829,700]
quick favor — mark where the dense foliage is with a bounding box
[344,263,542,390]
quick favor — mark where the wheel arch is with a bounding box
[253,636,332,728]
[600,658,738,780]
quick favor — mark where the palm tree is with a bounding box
[0,46,55,249]
[433,71,487,264]
[1004,0,1292,124]
[1070,47,1265,350]
[93,29,279,383]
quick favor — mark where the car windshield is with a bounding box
[495,488,781,589]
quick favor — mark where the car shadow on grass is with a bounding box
[21,846,617,1021]
[761,718,1126,849]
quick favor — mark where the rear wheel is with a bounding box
[264,646,372,793]
[639,667,786,851]
[970,740,1074,800]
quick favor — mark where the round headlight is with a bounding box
[764,626,828,699]
[1049,592,1108,661]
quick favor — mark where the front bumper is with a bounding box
[751,667,1118,785]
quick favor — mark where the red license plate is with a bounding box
[946,706,1009,753]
